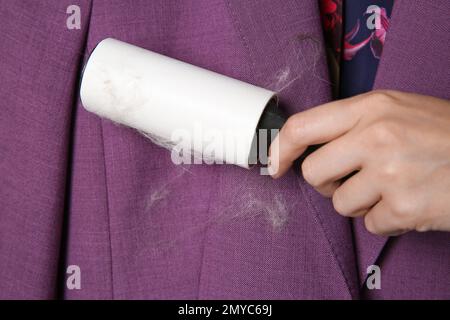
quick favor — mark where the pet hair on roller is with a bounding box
[80,38,284,168]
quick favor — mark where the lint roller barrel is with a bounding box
[80,38,279,168]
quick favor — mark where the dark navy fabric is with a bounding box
[340,0,394,98]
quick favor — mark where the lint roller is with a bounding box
[80,38,287,168]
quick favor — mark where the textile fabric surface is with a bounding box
[0,0,449,299]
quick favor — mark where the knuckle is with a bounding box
[389,196,415,220]
[365,121,401,150]
[301,157,318,186]
[283,115,305,142]
[332,190,347,215]
[368,90,396,107]
[353,90,397,115]
[378,161,400,181]
[415,223,430,232]
[415,220,432,232]
[364,214,378,235]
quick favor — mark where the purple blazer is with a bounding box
[0,0,449,299]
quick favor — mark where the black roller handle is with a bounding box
[256,100,323,173]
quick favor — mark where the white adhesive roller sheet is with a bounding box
[80,38,277,168]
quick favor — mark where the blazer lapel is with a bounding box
[374,0,450,100]
[226,0,360,298]
[356,0,450,286]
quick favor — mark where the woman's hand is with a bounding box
[268,90,450,236]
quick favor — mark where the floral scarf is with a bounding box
[319,0,394,98]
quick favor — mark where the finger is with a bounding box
[332,169,381,217]
[310,179,341,198]
[269,97,363,178]
[301,132,364,190]
[364,201,410,236]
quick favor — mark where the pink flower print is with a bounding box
[369,7,390,58]
[343,19,371,61]
[343,6,391,61]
